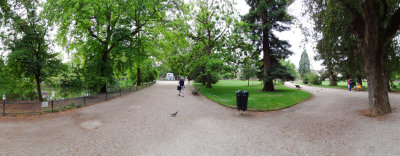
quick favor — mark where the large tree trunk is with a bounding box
[261,23,274,91]
[387,75,391,92]
[99,84,107,93]
[358,1,391,116]
[357,75,363,86]
[35,74,43,102]
[201,67,206,85]
[206,73,212,88]
[329,71,337,86]
[100,50,108,93]
[137,65,141,86]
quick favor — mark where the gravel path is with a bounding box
[1,81,400,155]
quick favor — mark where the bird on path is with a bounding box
[171,111,178,117]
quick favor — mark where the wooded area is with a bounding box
[1,0,399,116]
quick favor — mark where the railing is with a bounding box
[1,81,156,116]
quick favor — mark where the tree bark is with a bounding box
[329,71,337,86]
[100,49,108,93]
[357,75,363,86]
[261,21,274,91]
[387,75,391,92]
[201,67,206,85]
[359,1,391,116]
[206,73,212,88]
[35,74,43,102]
[137,65,141,86]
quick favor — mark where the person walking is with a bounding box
[347,78,353,91]
[178,77,185,97]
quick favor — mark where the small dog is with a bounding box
[171,111,178,117]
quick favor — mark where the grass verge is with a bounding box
[294,80,400,92]
[195,80,312,111]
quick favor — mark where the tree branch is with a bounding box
[214,27,227,42]
[383,7,400,43]
[88,28,106,44]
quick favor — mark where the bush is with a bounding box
[302,75,310,84]
[306,73,322,85]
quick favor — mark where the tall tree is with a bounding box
[186,0,236,88]
[2,0,64,101]
[298,49,311,78]
[312,0,363,86]
[306,0,400,116]
[244,0,293,91]
[44,0,174,93]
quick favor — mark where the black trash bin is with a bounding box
[241,90,249,111]
[236,90,242,111]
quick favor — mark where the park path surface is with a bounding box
[1,81,400,155]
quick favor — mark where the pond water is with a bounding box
[2,88,89,101]
[41,88,89,101]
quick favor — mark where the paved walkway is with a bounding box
[1,81,400,155]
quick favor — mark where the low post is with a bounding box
[83,96,86,106]
[2,101,5,116]
[120,88,122,96]
[51,100,54,113]
[106,92,108,101]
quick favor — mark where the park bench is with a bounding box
[192,87,200,95]
[295,85,301,89]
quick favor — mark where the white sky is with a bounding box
[234,0,323,71]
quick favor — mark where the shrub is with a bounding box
[302,75,310,84]
[306,73,322,85]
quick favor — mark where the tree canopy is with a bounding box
[305,0,400,116]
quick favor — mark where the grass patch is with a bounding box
[195,80,312,111]
[294,80,400,92]
[295,80,369,90]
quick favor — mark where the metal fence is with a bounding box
[1,81,156,116]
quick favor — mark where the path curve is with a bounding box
[1,81,400,155]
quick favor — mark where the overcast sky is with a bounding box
[233,0,323,71]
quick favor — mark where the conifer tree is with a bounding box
[298,50,311,78]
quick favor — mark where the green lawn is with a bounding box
[294,80,400,92]
[294,80,366,90]
[195,80,312,111]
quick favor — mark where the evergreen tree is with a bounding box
[298,50,311,78]
[244,0,293,91]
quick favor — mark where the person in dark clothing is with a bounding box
[179,77,185,97]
